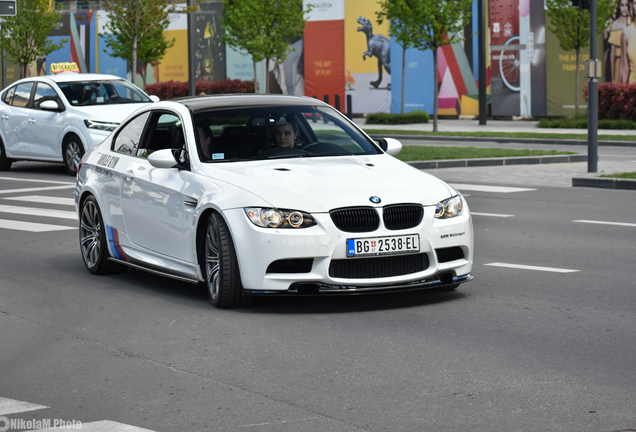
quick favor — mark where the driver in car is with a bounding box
[274,119,298,148]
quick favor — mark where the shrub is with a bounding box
[145,79,255,101]
[583,82,636,120]
[365,110,429,125]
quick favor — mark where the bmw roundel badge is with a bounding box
[370,196,381,204]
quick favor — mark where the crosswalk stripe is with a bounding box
[34,420,157,432]
[573,219,636,228]
[4,195,76,206]
[0,397,49,415]
[0,176,74,185]
[451,183,536,193]
[0,185,75,195]
[484,262,579,273]
[0,219,76,232]
[0,204,77,220]
[471,212,515,218]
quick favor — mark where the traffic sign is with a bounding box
[0,0,16,16]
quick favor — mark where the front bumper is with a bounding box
[244,273,474,295]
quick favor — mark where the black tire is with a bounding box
[203,212,251,308]
[0,141,12,171]
[63,135,84,176]
[79,195,126,275]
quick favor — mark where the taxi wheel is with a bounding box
[0,141,12,171]
[79,196,126,275]
[63,135,84,176]
[204,212,251,308]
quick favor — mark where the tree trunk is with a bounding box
[253,60,258,93]
[141,63,147,89]
[265,57,270,93]
[401,45,405,115]
[575,46,580,117]
[131,20,139,84]
[433,47,439,133]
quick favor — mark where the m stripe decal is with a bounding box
[106,225,126,261]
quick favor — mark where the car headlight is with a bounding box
[84,119,118,132]
[244,207,317,228]
[435,195,464,219]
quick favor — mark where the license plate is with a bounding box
[347,234,420,257]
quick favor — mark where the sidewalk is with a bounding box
[353,118,636,190]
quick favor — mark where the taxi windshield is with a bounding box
[58,80,151,106]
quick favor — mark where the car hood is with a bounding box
[71,103,151,123]
[202,155,455,212]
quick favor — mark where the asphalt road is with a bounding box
[0,160,635,432]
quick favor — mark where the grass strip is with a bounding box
[362,129,636,142]
[599,172,636,179]
[395,146,575,162]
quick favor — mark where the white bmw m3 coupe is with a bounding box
[75,95,474,308]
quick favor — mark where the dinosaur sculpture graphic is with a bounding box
[357,16,391,89]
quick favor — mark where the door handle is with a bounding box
[124,170,134,181]
[1,115,8,120]
[28,118,36,124]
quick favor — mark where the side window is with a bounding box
[11,83,34,107]
[112,112,150,156]
[33,83,59,110]
[2,86,16,105]
[140,113,184,158]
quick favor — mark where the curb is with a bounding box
[572,177,636,190]
[406,154,587,170]
[367,133,636,147]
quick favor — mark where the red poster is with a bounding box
[304,20,345,109]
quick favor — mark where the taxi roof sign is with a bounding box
[50,62,80,74]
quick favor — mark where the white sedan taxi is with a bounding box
[0,64,157,175]
[75,95,474,308]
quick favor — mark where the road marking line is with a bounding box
[0,397,49,415]
[0,219,76,232]
[451,183,536,193]
[0,176,74,185]
[0,185,75,195]
[484,262,580,273]
[0,204,77,220]
[471,212,515,218]
[573,219,636,228]
[34,420,157,432]
[4,195,75,206]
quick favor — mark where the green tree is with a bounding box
[102,11,175,88]
[222,0,309,93]
[545,0,614,116]
[377,0,428,114]
[0,0,67,78]
[100,0,191,85]
[408,0,473,132]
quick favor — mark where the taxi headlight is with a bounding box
[244,208,316,228]
[84,119,118,132]
[435,195,464,219]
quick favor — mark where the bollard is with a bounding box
[346,94,352,119]
[335,94,341,111]
[324,95,329,105]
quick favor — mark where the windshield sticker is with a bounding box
[97,154,120,169]
[212,153,224,160]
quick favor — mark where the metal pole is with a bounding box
[478,0,487,125]
[588,0,598,172]
[187,0,196,97]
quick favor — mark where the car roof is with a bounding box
[46,72,126,83]
[173,94,331,112]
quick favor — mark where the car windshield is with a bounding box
[57,80,151,106]
[192,105,381,162]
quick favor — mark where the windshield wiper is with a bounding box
[267,153,308,159]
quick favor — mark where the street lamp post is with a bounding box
[478,0,487,126]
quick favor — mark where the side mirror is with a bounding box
[149,95,160,102]
[148,148,178,168]
[40,100,61,111]
[376,137,402,156]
